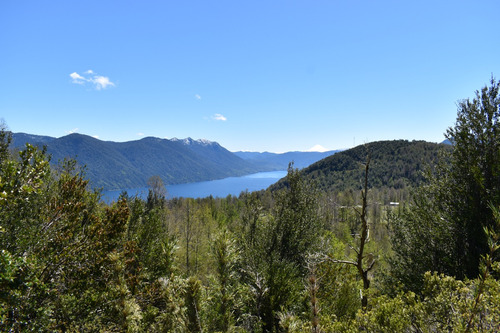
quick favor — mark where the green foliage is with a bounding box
[0,119,11,162]
[1,81,500,333]
[389,78,500,292]
[140,275,188,332]
[236,165,324,332]
[387,186,454,292]
[185,276,203,332]
[0,144,50,254]
[203,229,247,332]
[443,77,500,278]
[316,234,362,321]
[127,194,176,281]
[271,164,323,267]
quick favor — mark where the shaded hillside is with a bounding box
[272,140,450,192]
[12,133,259,190]
[235,150,341,170]
[11,132,56,148]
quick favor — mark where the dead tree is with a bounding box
[327,154,375,310]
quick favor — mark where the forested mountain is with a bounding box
[273,140,450,192]
[11,133,259,190]
[11,132,56,147]
[11,133,345,191]
[234,150,341,170]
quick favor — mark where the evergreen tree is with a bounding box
[241,164,323,332]
[0,119,11,163]
[389,78,500,291]
[445,77,500,278]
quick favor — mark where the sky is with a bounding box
[1,1,499,153]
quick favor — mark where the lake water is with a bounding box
[102,170,287,202]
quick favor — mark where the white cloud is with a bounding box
[92,135,99,139]
[212,113,227,121]
[91,75,115,90]
[137,132,145,137]
[69,72,85,84]
[69,70,115,90]
[195,94,202,100]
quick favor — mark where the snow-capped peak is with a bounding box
[171,137,215,146]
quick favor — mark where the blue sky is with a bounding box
[1,1,499,152]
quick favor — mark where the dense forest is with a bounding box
[272,139,450,192]
[1,79,499,332]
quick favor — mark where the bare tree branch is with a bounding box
[327,151,374,310]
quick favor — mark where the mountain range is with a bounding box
[11,133,338,190]
[234,150,340,170]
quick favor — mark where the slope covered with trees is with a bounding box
[12,133,343,191]
[272,139,450,193]
[11,133,259,190]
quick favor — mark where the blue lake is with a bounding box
[102,170,287,202]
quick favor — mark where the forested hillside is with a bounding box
[1,79,499,332]
[282,139,451,192]
[11,133,259,190]
[12,133,342,191]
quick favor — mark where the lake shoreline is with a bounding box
[101,170,287,203]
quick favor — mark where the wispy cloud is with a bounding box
[66,128,79,134]
[212,113,227,121]
[70,72,85,84]
[69,70,115,90]
[136,132,145,137]
[195,94,202,100]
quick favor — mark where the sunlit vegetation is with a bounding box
[1,79,499,331]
